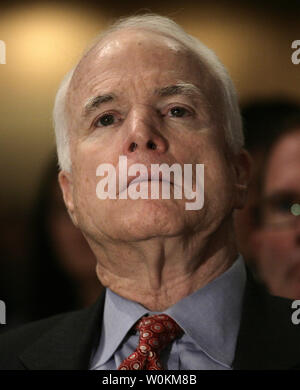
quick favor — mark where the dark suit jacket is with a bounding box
[0,269,300,370]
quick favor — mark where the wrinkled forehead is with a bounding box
[68,29,216,100]
[71,30,191,87]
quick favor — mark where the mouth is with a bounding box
[128,176,172,188]
[117,171,174,195]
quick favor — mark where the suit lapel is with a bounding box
[233,269,300,369]
[19,290,106,370]
[17,273,300,370]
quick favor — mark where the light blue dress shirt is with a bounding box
[90,255,246,370]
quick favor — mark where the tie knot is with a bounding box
[135,314,183,353]
[118,314,183,370]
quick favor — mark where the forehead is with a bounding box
[67,29,211,106]
[264,130,300,195]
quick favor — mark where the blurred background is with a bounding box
[1,0,300,330]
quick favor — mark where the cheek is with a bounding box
[259,231,294,260]
[71,159,102,223]
[177,132,227,174]
[181,134,234,206]
[71,139,114,197]
[203,149,235,198]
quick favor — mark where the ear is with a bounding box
[58,170,78,226]
[232,148,253,210]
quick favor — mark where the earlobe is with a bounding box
[233,149,253,209]
[58,170,78,226]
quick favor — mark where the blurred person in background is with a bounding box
[2,153,103,332]
[25,154,103,321]
[234,100,300,264]
[251,124,300,299]
[0,154,103,330]
[234,99,300,298]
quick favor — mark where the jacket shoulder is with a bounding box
[0,311,76,370]
[0,292,105,370]
[234,270,300,369]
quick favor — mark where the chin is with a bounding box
[105,198,190,241]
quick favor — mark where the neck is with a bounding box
[91,217,238,311]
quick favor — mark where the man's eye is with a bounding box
[270,199,293,214]
[169,106,190,118]
[277,200,293,213]
[95,113,115,127]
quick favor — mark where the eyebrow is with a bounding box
[82,83,205,118]
[83,94,114,117]
[155,83,204,98]
[263,191,300,205]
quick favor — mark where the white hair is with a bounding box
[53,14,244,172]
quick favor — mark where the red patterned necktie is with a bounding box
[118,314,183,370]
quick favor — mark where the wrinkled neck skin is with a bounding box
[89,217,237,312]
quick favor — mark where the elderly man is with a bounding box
[0,14,299,371]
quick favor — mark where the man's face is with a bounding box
[253,130,300,298]
[59,30,246,244]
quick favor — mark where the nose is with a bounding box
[128,140,158,152]
[122,106,169,157]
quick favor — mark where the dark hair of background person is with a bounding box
[243,98,300,152]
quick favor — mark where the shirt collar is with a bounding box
[165,255,246,367]
[91,255,246,368]
[90,287,148,367]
